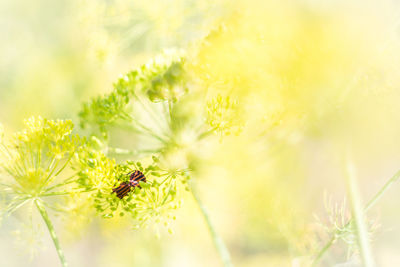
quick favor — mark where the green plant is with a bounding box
[0,117,84,267]
[0,47,240,267]
[78,49,236,266]
[311,163,400,266]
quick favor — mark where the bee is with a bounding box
[112,170,147,199]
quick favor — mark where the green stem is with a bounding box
[129,119,169,144]
[344,155,375,267]
[311,236,336,267]
[107,147,160,156]
[44,173,80,192]
[190,180,234,267]
[168,100,173,124]
[364,169,400,212]
[198,127,218,141]
[161,176,174,205]
[43,158,60,187]
[134,93,167,134]
[0,182,12,187]
[35,199,68,267]
[41,189,95,197]
[4,197,31,217]
[53,153,74,178]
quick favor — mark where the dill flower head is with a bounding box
[79,49,186,139]
[74,148,189,230]
[77,50,233,232]
[0,117,82,201]
[0,117,96,265]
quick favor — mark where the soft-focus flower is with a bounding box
[0,117,82,202]
[206,94,244,138]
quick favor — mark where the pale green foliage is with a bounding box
[206,94,244,137]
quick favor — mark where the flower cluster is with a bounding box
[0,117,84,223]
[79,50,186,138]
[144,52,187,103]
[74,149,190,229]
[0,117,81,198]
[206,94,244,137]
[76,50,230,232]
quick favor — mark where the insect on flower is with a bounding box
[112,170,147,199]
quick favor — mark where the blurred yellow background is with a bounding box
[1,0,400,266]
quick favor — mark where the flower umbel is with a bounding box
[0,117,82,200]
[78,49,235,265]
[79,49,186,139]
[0,117,84,267]
[77,50,230,232]
[74,150,189,230]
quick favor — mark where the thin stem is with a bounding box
[162,101,171,125]
[128,118,169,143]
[364,169,400,212]
[42,158,60,188]
[311,168,400,266]
[4,197,31,217]
[0,182,12,187]
[41,189,94,197]
[107,147,138,155]
[0,143,13,159]
[35,199,68,267]
[134,93,167,135]
[161,176,174,205]
[44,173,80,192]
[159,174,172,186]
[168,100,173,124]
[198,127,218,141]
[311,236,335,267]
[107,147,159,156]
[53,153,74,178]
[344,155,375,267]
[45,157,57,174]
[190,179,234,267]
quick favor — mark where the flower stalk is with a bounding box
[35,198,68,267]
[190,179,233,267]
[344,155,375,267]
